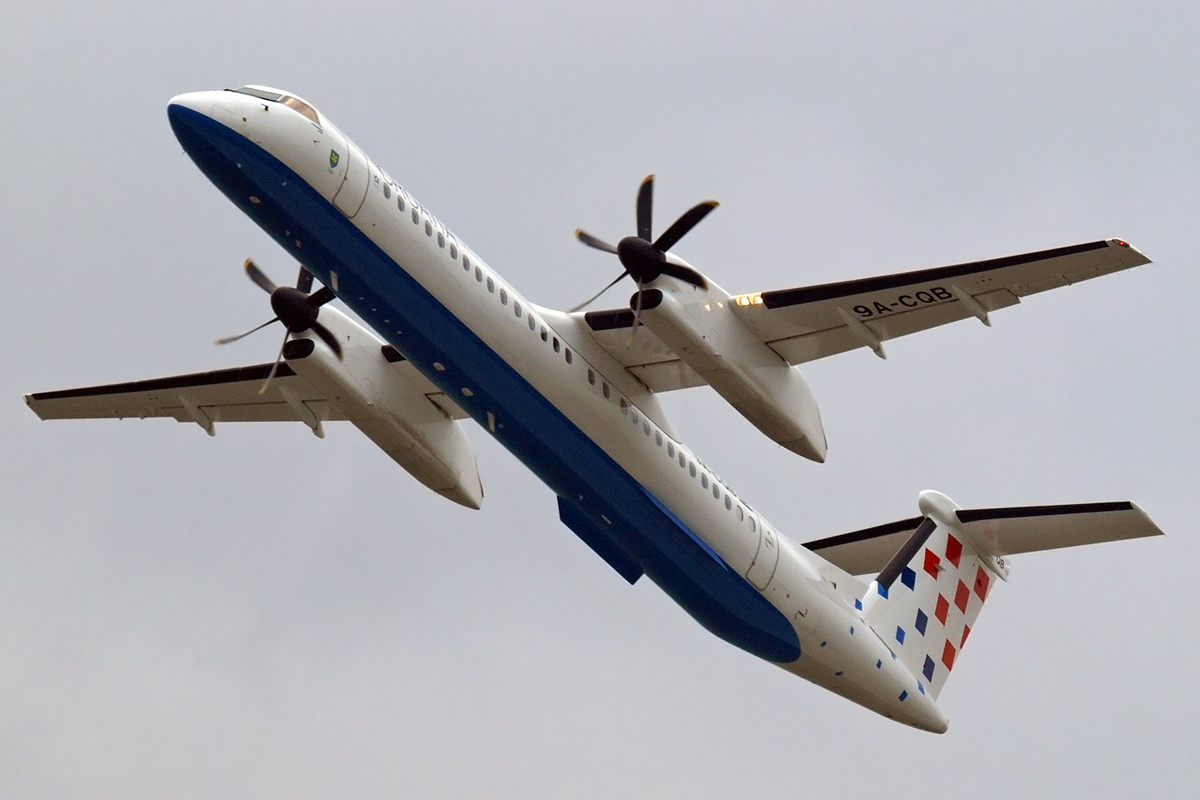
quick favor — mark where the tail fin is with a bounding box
[849,491,1163,700]
[860,512,994,699]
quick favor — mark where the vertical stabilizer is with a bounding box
[860,494,998,700]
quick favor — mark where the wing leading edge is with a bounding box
[734,238,1150,364]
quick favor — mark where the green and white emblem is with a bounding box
[329,149,340,169]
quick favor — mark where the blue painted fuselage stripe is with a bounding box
[169,105,800,663]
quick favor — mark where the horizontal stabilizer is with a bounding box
[805,501,1163,576]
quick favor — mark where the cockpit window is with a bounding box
[281,95,320,125]
[227,87,320,125]
[230,86,281,102]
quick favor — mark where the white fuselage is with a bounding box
[167,87,947,732]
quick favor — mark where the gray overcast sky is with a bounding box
[3,2,1196,797]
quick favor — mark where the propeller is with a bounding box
[571,175,717,316]
[216,259,342,393]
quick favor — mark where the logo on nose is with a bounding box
[329,150,340,169]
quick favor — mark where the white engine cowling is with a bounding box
[638,282,827,463]
[286,307,484,508]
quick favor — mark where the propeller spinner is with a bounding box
[571,175,717,314]
[216,259,342,393]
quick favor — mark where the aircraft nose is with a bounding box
[167,91,212,116]
[167,92,219,154]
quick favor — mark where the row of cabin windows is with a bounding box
[387,178,579,373]
[387,182,758,522]
[590,370,757,532]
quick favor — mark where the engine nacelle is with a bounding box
[638,283,828,462]
[285,307,484,508]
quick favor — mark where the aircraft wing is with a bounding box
[578,239,1149,386]
[26,362,345,435]
[25,357,469,436]
[803,501,1163,576]
[731,239,1150,364]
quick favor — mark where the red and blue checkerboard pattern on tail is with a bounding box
[859,520,995,700]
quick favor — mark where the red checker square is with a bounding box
[974,566,990,601]
[945,534,963,568]
[942,640,957,671]
[935,594,949,625]
[923,548,941,580]
[954,580,970,614]
[960,624,971,648]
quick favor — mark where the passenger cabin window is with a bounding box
[397,195,406,212]
[552,337,559,352]
[463,255,471,270]
[383,183,391,199]
[602,383,610,399]
[588,369,595,385]
[737,506,744,522]
[564,349,572,364]
[500,289,508,305]
[425,221,433,236]
[528,315,536,331]
[412,209,420,224]
[667,442,674,457]
[514,301,522,317]
[437,232,445,248]
[450,243,458,259]
[655,432,662,446]
[487,277,495,293]
[701,473,708,488]
[620,398,628,414]
[475,266,483,282]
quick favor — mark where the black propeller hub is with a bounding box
[617,236,665,283]
[270,286,319,333]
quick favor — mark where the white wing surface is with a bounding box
[733,239,1150,364]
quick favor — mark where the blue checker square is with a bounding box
[922,655,936,681]
[895,626,906,644]
[900,566,916,590]
[915,609,929,635]
[855,598,863,611]
[876,582,889,599]
[899,690,908,702]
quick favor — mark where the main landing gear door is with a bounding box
[330,132,369,219]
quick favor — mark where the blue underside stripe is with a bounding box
[168,104,800,664]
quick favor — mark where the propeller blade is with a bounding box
[296,266,314,293]
[215,316,280,346]
[576,229,618,254]
[628,278,645,345]
[307,286,337,308]
[653,200,718,253]
[636,174,654,242]
[658,262,709,289]
[258,331,290,395]
[245,258,278,294]
[310,321,344,360]
[568,270,629,313]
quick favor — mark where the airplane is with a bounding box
[24,85,1164,733]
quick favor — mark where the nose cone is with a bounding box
[167,91,221,154]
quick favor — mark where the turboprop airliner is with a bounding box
[26,86,1164,733]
